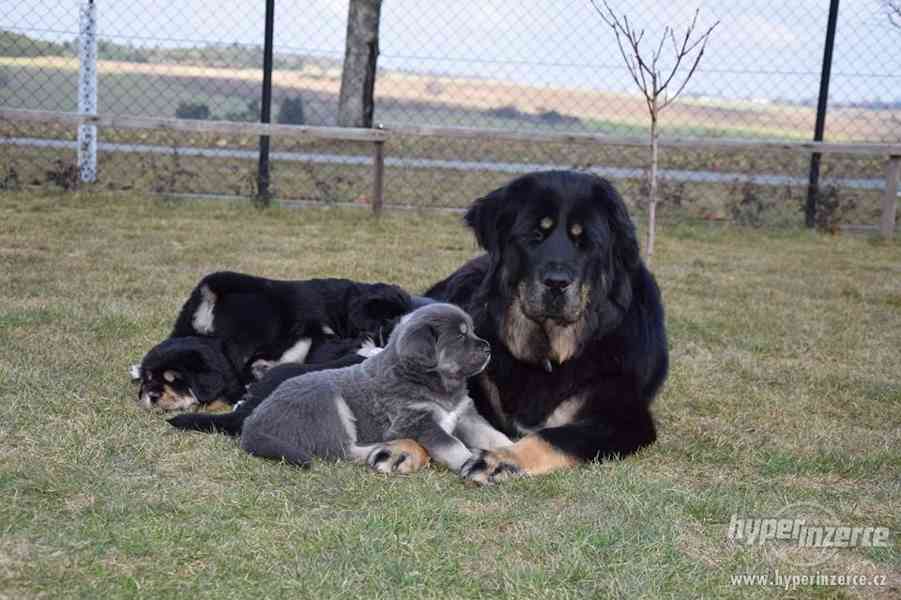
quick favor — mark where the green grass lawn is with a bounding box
[1,191,899,599]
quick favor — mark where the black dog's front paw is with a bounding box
[367,440,430,475]
[460,449,523,486]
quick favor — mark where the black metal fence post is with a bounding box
[256,0,276,204]
[805,0,840,228]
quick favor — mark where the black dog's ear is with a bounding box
[594,177,640,271]
[464,185,510,254]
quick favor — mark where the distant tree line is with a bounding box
[176,96,305,125]
[0,29,338,71]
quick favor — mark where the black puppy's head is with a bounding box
[391,303,491,393]
[342,285,435,352]
[134,337,235,411]
[465,171,640,361]
[347,284,413,338]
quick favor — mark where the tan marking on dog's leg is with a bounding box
[202,399,232,413]
[155,386,197,412]
[462,435,577,485]
[501,435,578,475]
[366,439,430,474]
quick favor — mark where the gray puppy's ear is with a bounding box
[397,322,438,367]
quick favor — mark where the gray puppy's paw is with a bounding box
[367,440,430,475]
[460,449,523,486]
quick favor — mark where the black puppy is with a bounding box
[133,271,430,411]
[135,336,243,412]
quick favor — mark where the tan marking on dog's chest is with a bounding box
[544,321,580,365]
[501,294,544,364]
[478,373,511,430]
[501,289,590,367]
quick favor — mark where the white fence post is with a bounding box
[78,0,98,183]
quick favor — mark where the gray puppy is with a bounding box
[240,303,513,475]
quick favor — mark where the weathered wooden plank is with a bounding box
[379,123,901,156]
[3,109,901,157]
[881,156,900,240]
[0,109,389,143]
[372,140,385,217]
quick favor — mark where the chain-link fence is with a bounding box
[1,1,899,227]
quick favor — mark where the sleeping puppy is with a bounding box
[239,303,514,475]
[135,336,242,411]
[133,271,431,411]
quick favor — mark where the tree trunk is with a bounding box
[337,0,382,128]
[646,109,659,265]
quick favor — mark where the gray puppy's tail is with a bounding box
[240,432,313,468]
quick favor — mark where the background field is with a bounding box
[3,55,898,141]
[1,192,899,598]
[2,29,897,229]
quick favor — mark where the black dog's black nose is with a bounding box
[147,390,162,403]
[543,273,573,290]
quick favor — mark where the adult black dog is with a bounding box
[425,170,668,484]
[133,271,426,411]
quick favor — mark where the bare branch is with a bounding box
[659,32,712,111]
[589,1,719,261]
[652,26,667,64]
[590,0,653,99]
[658,20,718,109]
[591,0,717,107]
[886,0,901,28]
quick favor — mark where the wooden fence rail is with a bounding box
[1,109,899,238]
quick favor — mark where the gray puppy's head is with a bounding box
[388,303,491,393]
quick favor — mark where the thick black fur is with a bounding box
[167,355,365,435]
[425,170,668,463]
[169,271,419,379]
[139,336,244,406]
[137,271,424,409]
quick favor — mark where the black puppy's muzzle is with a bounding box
[138,383,163,406]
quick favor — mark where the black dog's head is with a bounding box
[344,284,437,345]
[134,336,240,411]
[390,303,491,394]
[465,170,640,364]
